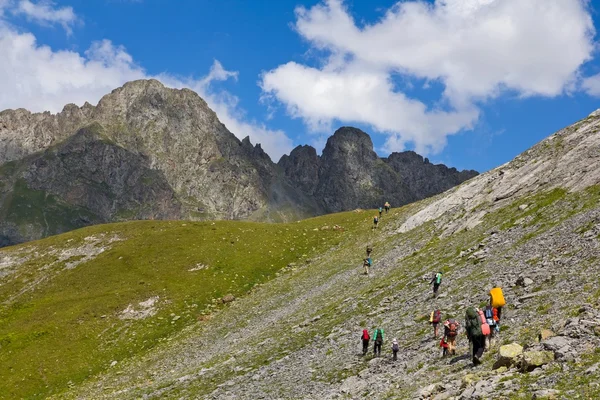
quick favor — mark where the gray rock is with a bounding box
[339,376,367,395]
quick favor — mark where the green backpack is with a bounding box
[435,272,442,285]
[466,307,483,338]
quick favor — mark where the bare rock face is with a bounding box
[278,127,478,213]
[278,145,320,195]
[0,124,181,244]
[384,151,478,200]
[0,80,477,245]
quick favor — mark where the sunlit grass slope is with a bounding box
[0,211,381,399]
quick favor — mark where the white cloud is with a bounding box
[582,73,600,96]
[0,23,293,160]
[262,0,595,154]
[13,0,78,34]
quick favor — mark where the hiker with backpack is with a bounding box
[430,272,443,296]
[378,207,383,218]
[384,202,390,214]
[442,318,460,356]
[483,304,500,350]
[430,309,442,338]
[465,307,490,365]
[363,258,372,275]
[489,284,506,321]
[361,329,370,355]
[366,245,373,258]
[391,338,399,361]
[373,216,379,229]
[372,328,384,357]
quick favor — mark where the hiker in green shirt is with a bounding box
[372,328,384,357]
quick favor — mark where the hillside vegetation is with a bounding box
[0,212,374,399]
[1,109,600,399]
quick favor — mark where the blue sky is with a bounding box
[1,0,600,172]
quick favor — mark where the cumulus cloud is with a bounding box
[582,73,600,97]
[13,0,78,34]
[0,22,293,160]
[261,0,595,154]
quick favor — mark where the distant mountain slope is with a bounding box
[0,80,476,245]
[0,109,599,399]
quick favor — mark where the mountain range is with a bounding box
[0,79,477,246]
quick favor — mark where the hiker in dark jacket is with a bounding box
[361,329,370,355]
[372,328,384,357]
[430,272,442,296]
[391,338,399,361]
[373,216,379,229]
[465,307,485,365]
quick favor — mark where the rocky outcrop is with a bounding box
[383,151,478,200]
[278,127,477,213]
[0,124,181,244]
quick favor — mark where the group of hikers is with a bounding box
[360,265,506,366]
[373,202,391,229]
[361,206,507,366]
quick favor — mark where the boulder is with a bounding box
[221,294,236,304]
[542,336,572,359]
[493,343,523,369]
[419,383,441,398]
[521,351,554,372]
[340,376,367,395]
[532,389,561,399]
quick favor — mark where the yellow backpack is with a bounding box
[490,287,506,308]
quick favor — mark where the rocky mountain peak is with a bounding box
[322,126,377,163]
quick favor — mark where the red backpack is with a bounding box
[477,309,491,336]
[362,329,370,340]
[447,320,458,337]
[432,310,441,323]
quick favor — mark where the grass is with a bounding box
[0,210,377,399]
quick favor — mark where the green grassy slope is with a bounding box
[0,210,385,399]
[51,184,600,400]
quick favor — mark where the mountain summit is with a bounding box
[0,80,476,245]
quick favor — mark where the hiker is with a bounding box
[489,284,506,321]
[384,202,390,214]
[484,304,500,350]
[361,329,370,355]
[373,216,379,229]
[392,338,399,361]
[465,307,489,366]
[440,337,449,357]
[363,258,372,275]
[366,245,373,258]
[430,272,443,296]
[430,309,442,337]
[378,207,383,218]
[373,328,384,357]
[442,318,459,356]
